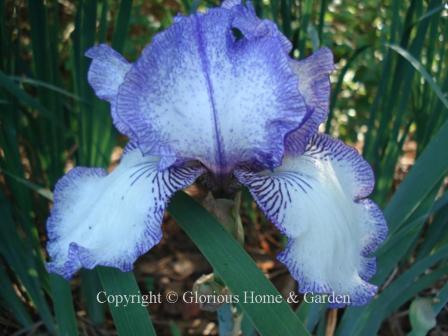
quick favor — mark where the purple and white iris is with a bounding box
[46,0,387,306]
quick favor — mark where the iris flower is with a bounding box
[46,0,387,306]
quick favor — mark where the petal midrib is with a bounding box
[193,14,226,174]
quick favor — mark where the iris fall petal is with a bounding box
[46,146,204,279]
[235,134,387,306]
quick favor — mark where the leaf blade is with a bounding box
[168,192,309,336]
[97,267,156,336]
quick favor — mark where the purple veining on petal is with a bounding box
[304,133,376,199]
[235,134,387,306]
[236,167,313,236]
[46,150,205,279]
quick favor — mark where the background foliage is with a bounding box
[0,0,447,335]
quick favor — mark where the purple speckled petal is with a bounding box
[115,5,306,174]
[85,44,132,136]
[235,134,387,306]
[46,147,205,279]
[285,48,334,155]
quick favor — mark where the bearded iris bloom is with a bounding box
[46,0,387,306]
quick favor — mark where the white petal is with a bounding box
[235,134,387,306]
[46,147,204,279]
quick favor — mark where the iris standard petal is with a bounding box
[285,48,334,155]
[230,2,293,53]
[86,44,131,102]
[46,146,205,279]
[221,0,241,9]
[85,44,133,136]
[115,5,306,174]
[235,134,387,306]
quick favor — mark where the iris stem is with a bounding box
[196,191,245,334]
